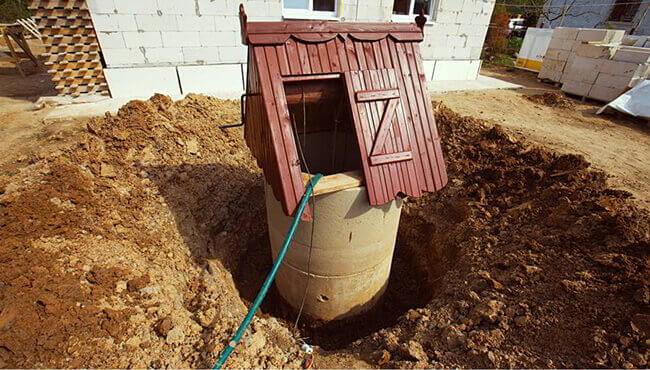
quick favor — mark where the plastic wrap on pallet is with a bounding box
[597,80,650,119]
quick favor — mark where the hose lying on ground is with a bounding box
[213,173,323,369]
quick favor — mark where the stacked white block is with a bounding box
[553,27,649,102]
[587,47,650,102]
[539,28,625,83]
[556,29,627,100]
[561,41,617,97]
[538,27,579,82]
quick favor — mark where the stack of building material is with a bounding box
[561,41,649,102]
[538,27,650,102]
[538,27,579,82]
[28,0,109,96]
[559,30,623,98]
[587,47,650,101]
[540,28,625,83]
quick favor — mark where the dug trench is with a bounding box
[0,94,648,368]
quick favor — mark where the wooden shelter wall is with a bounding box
[249,35,447,217]
[244,49,291,215]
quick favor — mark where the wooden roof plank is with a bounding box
[325,39,339,72]
[263,45,311,220]
[275,44,290,76]
[254,46,299,217]
[388,38,424,196]
[307,43,322,74]
[412,43,448,188]
[317,42,329,73]
[343,37,358,71]
[335,36,350,73]
[296,42,311,74]
[285,38,302,75]
[405,42,441,190]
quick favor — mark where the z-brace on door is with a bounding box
[344,68,413,206]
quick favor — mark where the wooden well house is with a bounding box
[239,5,448,220]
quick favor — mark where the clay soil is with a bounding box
[440,68,650,211]
[0,87,649,367]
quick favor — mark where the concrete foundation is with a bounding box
[265,181,402,321]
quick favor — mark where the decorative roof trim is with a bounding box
[239,4,424,46]
[246,32,423,45]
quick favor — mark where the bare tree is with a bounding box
[539,0,602,26]
[498,0,602,27]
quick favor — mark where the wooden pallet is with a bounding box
[36,18,94,28]
[40,25,93,36]
[29,0,88,10]
[28,0,109,96]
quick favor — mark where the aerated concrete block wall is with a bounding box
[88,0,495,98]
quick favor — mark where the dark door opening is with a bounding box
[284,77,361,176]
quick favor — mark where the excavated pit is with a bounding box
[230,203,460,350]
[1,94,648,368]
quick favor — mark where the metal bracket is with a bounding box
[220,93,254,130]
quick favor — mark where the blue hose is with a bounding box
[213,173,322,369]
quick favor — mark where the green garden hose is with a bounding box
[213,173,322,369]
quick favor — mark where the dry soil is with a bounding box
[438,86,650,211]
[0,87,648,368]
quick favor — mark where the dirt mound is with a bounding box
[349,103,649,368]
[0,94,298,368]
[525,92,576,109]
[0,95,648,368]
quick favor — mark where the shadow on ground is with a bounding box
[146,161,460,350]
[0,65,56,99]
